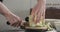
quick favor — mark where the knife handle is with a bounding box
[6,21,10,25]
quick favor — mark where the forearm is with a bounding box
[0,2,13,17]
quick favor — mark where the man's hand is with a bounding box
[30,0,46,24]
[6,13,25,27]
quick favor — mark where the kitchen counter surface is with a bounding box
[0,29,25,32]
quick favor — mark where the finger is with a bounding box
[11,22,18,27]
[36,10,41,22]
[20,21,24,26]
[20,21,26,27]
[20,21,26,29]
[16,22,20,27]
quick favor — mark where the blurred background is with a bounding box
[0,0,60,32]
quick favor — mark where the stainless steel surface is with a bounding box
[0,29,25,32]
[46,29,57,32]
[45,19,60,31]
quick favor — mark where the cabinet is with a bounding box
[46,7,60,19]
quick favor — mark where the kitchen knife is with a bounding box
[6,21,29,29]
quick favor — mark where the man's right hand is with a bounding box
[6,13,26,27]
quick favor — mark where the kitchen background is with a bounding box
[0,0,60,32]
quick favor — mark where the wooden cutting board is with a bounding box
[25,26,47,30]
